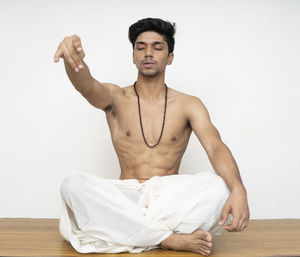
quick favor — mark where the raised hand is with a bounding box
[54,34,85,72]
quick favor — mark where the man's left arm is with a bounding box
[185,95,250,232]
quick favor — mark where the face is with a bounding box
[133,31,174,77]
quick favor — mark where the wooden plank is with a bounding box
[0,218,299,257]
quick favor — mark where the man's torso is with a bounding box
[104,84,193,182]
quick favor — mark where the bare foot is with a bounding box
[160,229,213,256]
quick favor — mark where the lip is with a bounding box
[143,62,155,68]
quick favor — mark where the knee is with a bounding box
[60,172,87,201]
[212,174,230,205]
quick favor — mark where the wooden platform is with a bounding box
[0,218,299,257]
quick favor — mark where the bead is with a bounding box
[133,81,168,148]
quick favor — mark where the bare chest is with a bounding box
[105,92,191,147]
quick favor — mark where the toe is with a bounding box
[205,232,213,242]
[205,249,211,255]
[200,248,211,256]
[202,242,212,251]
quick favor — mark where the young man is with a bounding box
[54,18,250,256]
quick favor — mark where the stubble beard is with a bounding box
[140,69,160,77]
[139,64,166,77]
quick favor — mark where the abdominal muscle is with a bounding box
[111,114,191,183]
[117,144,184,183]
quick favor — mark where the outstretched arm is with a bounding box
[185,95,250,232]
[54,34,123,112]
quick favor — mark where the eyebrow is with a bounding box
[135,41,165,46]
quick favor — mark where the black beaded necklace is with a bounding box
[133,81,168,148]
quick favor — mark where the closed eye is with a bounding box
[137,48,162,51]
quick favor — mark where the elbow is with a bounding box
[207,140,226,159]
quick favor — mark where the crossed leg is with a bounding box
[59,171,230,255]
[155,171,231,256]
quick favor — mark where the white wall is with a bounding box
[0,0,299,219]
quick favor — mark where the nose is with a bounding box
[145,46,154,58]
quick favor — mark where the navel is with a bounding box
[126,131,131,136]
[171,136,176,141]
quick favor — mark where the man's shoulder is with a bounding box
[171,90,208,122]
[170,89,202,106]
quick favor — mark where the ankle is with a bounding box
[160,233,188,251]
[160,232,175,249]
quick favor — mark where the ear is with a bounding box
[167,52,174,65]
[132,51,135,64]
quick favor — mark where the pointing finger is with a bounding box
[54,49,62,62]
[61,43,78,71]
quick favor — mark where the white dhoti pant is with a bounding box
[59,170,231,254]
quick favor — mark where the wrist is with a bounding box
[231,184,247,194]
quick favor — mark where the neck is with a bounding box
[135,73,166,101]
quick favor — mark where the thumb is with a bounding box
[218,206,230,225]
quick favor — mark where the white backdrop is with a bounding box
[0,0,299,219]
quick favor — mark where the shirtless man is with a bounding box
[54,18,250,256]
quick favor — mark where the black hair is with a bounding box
[128,17,176,55]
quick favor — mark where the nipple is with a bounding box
[171,136,176,141]
[126,131,131,136]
